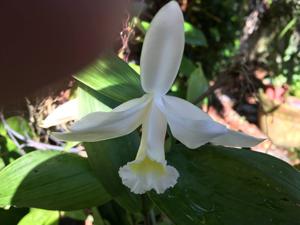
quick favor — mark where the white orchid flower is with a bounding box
[53,1,262,194]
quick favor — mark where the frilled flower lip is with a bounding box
[47,1,264,195]
[119,157,179,194]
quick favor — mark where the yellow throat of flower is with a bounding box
[129,157,166,176]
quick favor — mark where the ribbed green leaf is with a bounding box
[0,158,5,170]
[77,87,111,118]
[17,209,59,225]
[75,54,143,108]
[150,144,300,225]
[63,210,86,221]
[0,150,110,210]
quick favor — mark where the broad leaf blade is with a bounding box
[18,209,59,225]
[184,22,208,46]
[75,54,143,108]
[63,210,87,221]
[0,158,5,170]
[186,64,208,102]
[179,56,196,76]
[150,145,300,225]
[77,87,111,118]
[0,150,110,210]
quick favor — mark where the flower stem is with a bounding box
[142,194,151,225]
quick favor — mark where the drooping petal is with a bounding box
[40,99,79,128]
[119,101,179,194]
[210,130,264,147]
[140,1,184,95]
[53,95,150,142]
[158,95,227,149]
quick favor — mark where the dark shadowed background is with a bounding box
[0,0,127,108]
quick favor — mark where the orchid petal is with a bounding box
[140,1,184,95]
[158,95,227,149]
[53,95,150,142]
[119,101,179,194]
[210,130,264,147]
[40,99,79,128]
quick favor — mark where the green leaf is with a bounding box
[279,18,297,39]
[5,116,34,138]
[184,22,208,47]
[129,63,141,74]
[77,87,111,118]
[0,116,36,164]
[77,87,142,213]
[137,20,208,46]
[0,116,32,153]
[91,207,107,225]
[0,150,111,210]
[186,64,208,102]
[0,116,34,137]
[63,210,87,221]
[150,144,300,225]
[139,20,150,34]
[179,57,196,76]
[18,209,59,225]
[0,158,5,170]
[75,54,143,108]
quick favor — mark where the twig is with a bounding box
[0,113,26,155]
[0,113,80,153]
[20,140,79,153]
